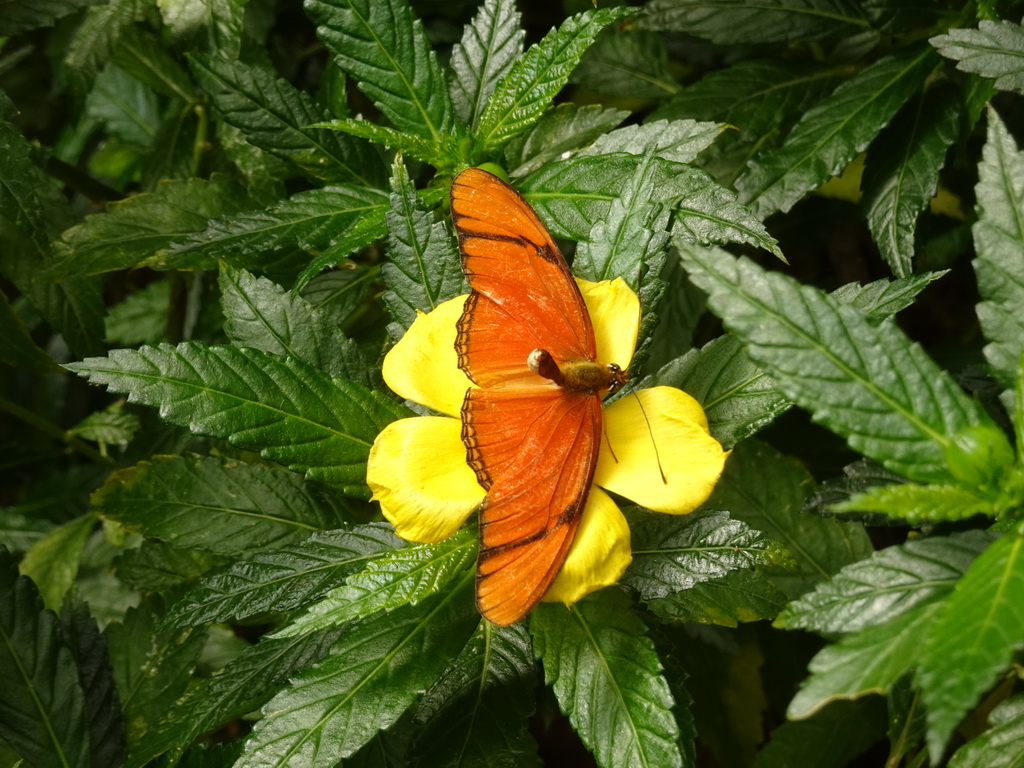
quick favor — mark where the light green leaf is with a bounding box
[105,596,207,748]
[449,0,524,129]
[707,440,872,597]
[237,578,477,768]
[932,20,1024,95]
[681,246,990,483]
[582,119,725,166]
[640,0,871,44]
[18,513,97,611]
[69,402,141,446]
[532,588,682,768]
[93,454,348,554]
[0,551,90,768]
[49,175,249,279]
[645,568,789,626]
[973,108,1024,404]
[789,600,942,719]
[571,29,678,98]
[158,0,245,57]
[162,185,389,271]
[622,508,781,600]
[504,103,629,178]
[104,279,171,346]
[384,157,464,332]
[220,267,369,385]
[948,694,1024,768]
[476,6,635,154]
[920,533,1024,762]
[862,82,962,277]
[413,622,540,768]
[125,628,346,768]
[835,482,997,523]
[312,118,441,166]
[778,530,997,634]
[66,343,408,497]
[306,0,458,156]
[737,47,937,218]
[275,530,475,637]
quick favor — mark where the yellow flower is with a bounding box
[366,277,728,610]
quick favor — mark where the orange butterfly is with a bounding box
[450,167,629,626]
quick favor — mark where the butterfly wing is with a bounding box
[462,386,602,626]
[451,167,597,388]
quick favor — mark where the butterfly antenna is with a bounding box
[633,392,668,484]
[603,421,620,464]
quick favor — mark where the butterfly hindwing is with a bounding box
[462,386,602,626]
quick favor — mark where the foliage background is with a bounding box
[2,0,1024,766]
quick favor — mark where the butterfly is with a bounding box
[450,167,629,626]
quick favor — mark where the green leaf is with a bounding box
[158,0,245,57]
[948,694,1024,768]
[104,279,171,346]
[504,103,629,178]
[973,108,1024,402]
[220,267,369,385]
[476,6,635,154]
[645,568,790,626]
[66,344,407,497]
[189,54,386,186]
[276,530,475,637]
[86,64,161,147]
[164,524,403,627]
[861,82,962,277]
[105,596,208,748]
[0,550,90,768]
[523,155,779,258]
[126,628,346,768]
[162,185,390,271]
[0,0,101,35]
[49,175,249,279]
[69,402,141,446]
[622,508,781,600]
[932,20,1024,95]
[112,26,195,102]
[60,597,127,768]
[736,47,937,218]
[649,60,845,184]
[18,512,97,610]
[919,532,1024,761]
[63,0,146,95]
[140,106,202,188]
[681,246,990,483]
[828,270,948,319]
[778,530,997,634]
[237,577,478,768]
[789,600,942,719]
[640,0,872,44]
[706,440,872,597]
[383,157,464,332]
[571,30,678,99]
[306,0,458,158]
[0,117,106,356]
[835,482,997,523]
[532,588,682,768]
[754,699,886,768]
[312,118,442,165]
[93,454,348,554]
[0,288,62,373]
[301,266,378,328]
[449,0,524,129]
[413,622,539,768]
[296,206,392,290]
[113,541,221,593]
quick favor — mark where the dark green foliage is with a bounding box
[4,0,1024,764]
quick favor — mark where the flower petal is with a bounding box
[578,277,640,371]
[381,295,474,417]
[594,386,728,514]
[542,486,631,606]
[367,415,484,542]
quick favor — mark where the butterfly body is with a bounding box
[450,167,627,625]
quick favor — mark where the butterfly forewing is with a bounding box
[451,168,605,626]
